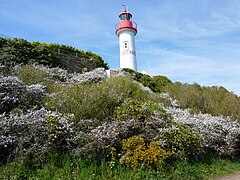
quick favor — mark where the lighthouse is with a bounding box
[115,6,138,71]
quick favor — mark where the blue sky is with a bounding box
[1,0,240,95]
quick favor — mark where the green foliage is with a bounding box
[140,75,172,93]
[114,100,169,121]
[44,76,152,120]
[0,38,60,67]
[32,41,109,69]
[18,64,66,93]
[123,68,172,93]
[45,115,73,152]
[160,122,203,159]
[164,82,240,120]
[86,51,109,69]
[18,64,47,85]
[0,37,108,69]
[120,136,169,168]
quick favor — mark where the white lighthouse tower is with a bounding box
[115,6,138,71]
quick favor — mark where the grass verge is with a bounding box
[1,155,240,180]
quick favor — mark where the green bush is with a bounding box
[18,65,47,85]
[18,64,66,93]
[123,68,172,93]
[164,82,240,120]
[120,136,169,168]
[160,122,203,159]
[114,100,170,121]
[44,76,152,120]
[0,37,108,69]
[32,41,109,69]
[0,38,60,67]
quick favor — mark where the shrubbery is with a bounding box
[0,109,75,162]
[0,38,60,67]
[114,100,170,122]
[159,122,203,159]
[123,68,172,93]
[164,82,240,120]
[18,65,47,85]
[0,37,108,69]
[165,106,240,156]
[32,41,109,69]
[1,61,240,176]
[0,76,46,114]
[44,76,152,120]
[120,136,169,168]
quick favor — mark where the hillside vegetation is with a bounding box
[0,37,109,69]
[1,38,240,179]
[125,68,240,121]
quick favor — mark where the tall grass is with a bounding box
[1,155,240,180]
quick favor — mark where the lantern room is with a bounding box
[115,8,138,36]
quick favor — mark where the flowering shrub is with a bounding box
[165,106,240,156]
[0,108,88,163]
[120,136,169,168]
[35,65,106,84]
[73,119,144,160]
[0,76,46,114]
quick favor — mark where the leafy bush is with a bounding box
[159,122,203,159]
[0,38,60,67]
[164,82,240,120]
[123,68,172,93]
[45,76,152,120]
[32,41,109,69]
[120,136,169,168]
[18,64,67,94]
[0,37,108,69]
[18,65,47,85]
[114,100,170,121]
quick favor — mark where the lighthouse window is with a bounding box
[124,41,128,49]
[120,14,132,21]
[120,14,127,21]
[126,14,132,20]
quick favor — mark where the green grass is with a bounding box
[1,155,240,180]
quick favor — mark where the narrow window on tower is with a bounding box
[124,41,128,49]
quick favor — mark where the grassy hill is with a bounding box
[1,38,240,179]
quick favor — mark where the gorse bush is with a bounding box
[45,76,152,120]
[164,82,240,120]
[120,136,169,168]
